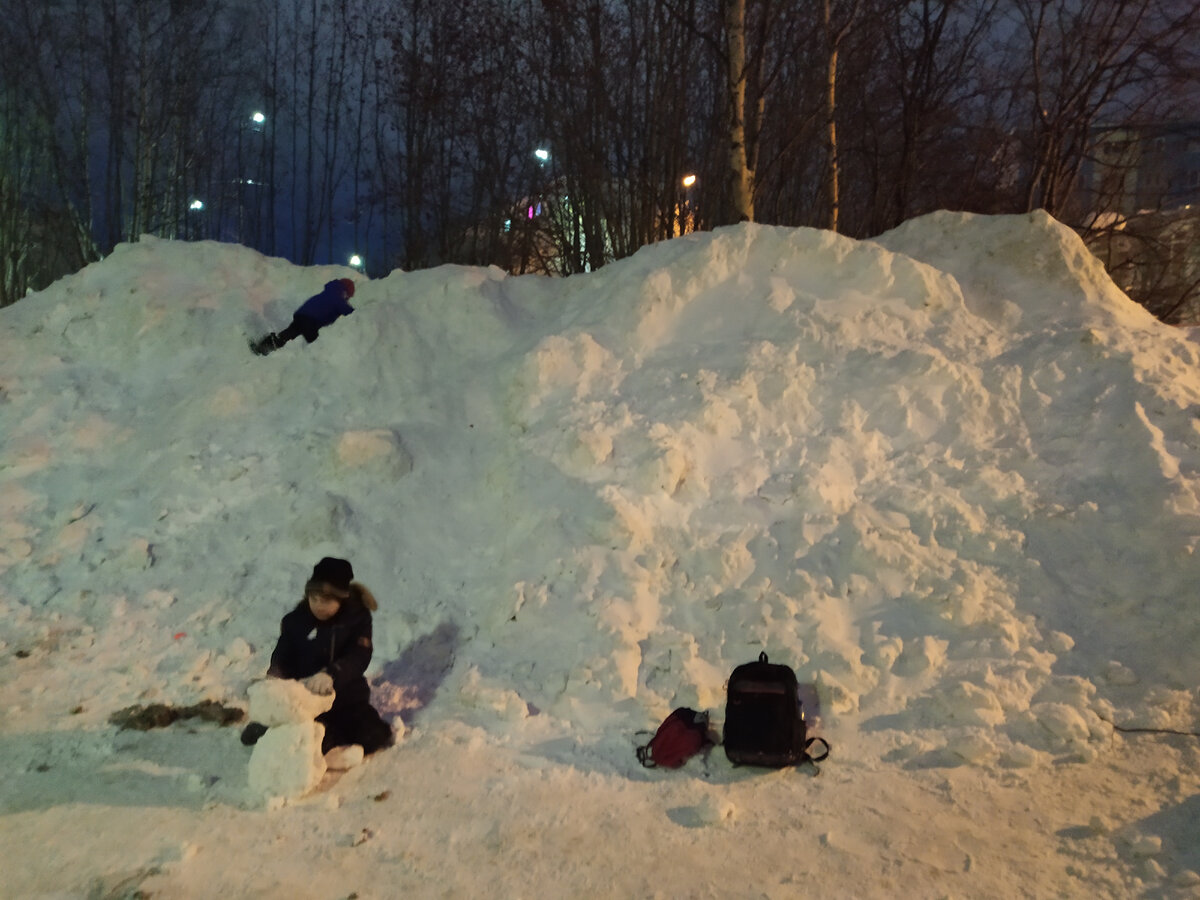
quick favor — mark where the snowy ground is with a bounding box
[1,211,1199,898]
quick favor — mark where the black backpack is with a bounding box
[723,652,830,769]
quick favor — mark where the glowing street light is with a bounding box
[189,199,205,211]
[251,111,266,125]
[349,254,364,270]
[679,175,697,236]
[534,147,550,163]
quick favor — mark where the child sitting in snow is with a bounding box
[242,557,394,764]
[250,277,356,355]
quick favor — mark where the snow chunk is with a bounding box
[937,681,1006,727]
[893,635,948,676]
[999,743,1046,768]
[248,722,327,800]
[946,729,995,764]
[324,743,364,771]
[1032,702,1091,744]
[336,428,413,478]
[248,678,334,726]
[1103,661,1139,686]
[695,795,737,826]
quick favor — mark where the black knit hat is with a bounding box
[311,557,353,590]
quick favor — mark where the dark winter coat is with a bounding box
[267,584,393,753]
[293,280,355,332]
[268,588,374,706]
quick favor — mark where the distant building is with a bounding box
[1080,121,1200,214]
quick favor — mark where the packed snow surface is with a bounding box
[2,211,1199,897]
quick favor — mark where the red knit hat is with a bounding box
[339,278,356,298]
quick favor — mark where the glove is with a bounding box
[303,671,334,696]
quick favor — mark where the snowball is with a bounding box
[248,722,327,800]
[248,679,334,726]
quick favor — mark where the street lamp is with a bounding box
[349,254,364,270]
[680,174,697,234]
[534,147,550,163]
[189,199,205,211]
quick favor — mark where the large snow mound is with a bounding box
[2,212,1199,778]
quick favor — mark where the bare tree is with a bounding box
[373,0,467,269]
[0,83,41,305]
[725,0,754,222]
[859,0,1000,234]
[819,0,863,233]
[1088,208,1200,324]
[999,0,1199,221]
[528,0,707,271]
[1,0,101,279]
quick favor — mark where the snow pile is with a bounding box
[494,211,1200,766]
[2,211,1200,896]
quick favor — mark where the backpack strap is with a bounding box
[805,736,830,763]
[796,736,831,774]
[634,728,657,768]
[636,743,658,768]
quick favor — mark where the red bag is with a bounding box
[636,708,712,768]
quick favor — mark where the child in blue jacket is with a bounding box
[251,278,356,355]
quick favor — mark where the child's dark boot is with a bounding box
[240,721,268,745]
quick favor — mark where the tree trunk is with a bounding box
[823,0,840,233]
[725,0,753,223]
